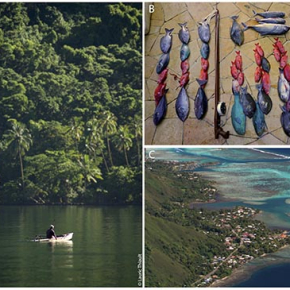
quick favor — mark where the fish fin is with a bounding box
[196,78,207,87]
[231,15,239,20]
[252,10,257,16]
[241,22,248,31]
[256,83,262,90]
[178,22,187,28]
[165,28,174,34]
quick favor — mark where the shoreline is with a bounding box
[209,245,290,287]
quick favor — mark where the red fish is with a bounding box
[255,43,264,57]
[199,69,208,88]
[273,46,281,62]
[179,72,190,87]
[230,61,239,79]
[280,52,288,69]
[254,66,262,83]
[261,71,271,95]
[274,37,286,54]
[237,71,244,86]
[154,83,166,105]
[181,60,190,74]
[201,58,209,71]
[254,48,262,66]
[157,68,168,84]
[284,64,290,82]
[235,51,243,70]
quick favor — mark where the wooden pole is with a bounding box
[214,9,229,139]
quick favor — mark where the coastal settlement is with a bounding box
[145,158,290,287]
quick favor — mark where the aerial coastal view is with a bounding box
[145,148,290,287]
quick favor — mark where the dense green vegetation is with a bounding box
[0,3,142,205]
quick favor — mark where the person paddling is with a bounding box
[46,225,57,239]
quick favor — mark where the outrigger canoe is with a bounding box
[33,232,73,242]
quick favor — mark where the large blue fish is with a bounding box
[194,79,208,119]
[178,22,190,44]
[160,28,174,54]
[153,93,167,125]
[278,68,290,102]
[253,101,267,137]
[242,22,290,36]
[156,53,170,74]
[253,10,285,19]
[256,84,272,115]
[231,92,246,135]
[198,19,210,43]
[280,105,290,137]
[200,42,210,59]
[240,86,256,118]
[230,16,244,46]
[180,44,190,61]
[176,87,189,122]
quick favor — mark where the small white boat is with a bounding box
[33,232,73,242]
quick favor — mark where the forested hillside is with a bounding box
[0,3,142,205]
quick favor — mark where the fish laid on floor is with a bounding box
[255,17,286,24]
[242,22,290,35]
[280,105,290,137]
[278,68,290,102]
[230,16,244,46]
[156,53,170,74]
[256,84,272,115]
[194,79,208,119]
[178,22,190,44]
[153,93,167,125]
[253,101,267,137]
[176,86,189,122]
[240,86,256,118]
[231,90,246,135]
[160,28,174,54]
[252,10,285,18]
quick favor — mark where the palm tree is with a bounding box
[129,115,142,165]
[98,111,117,167]
[4,121,33,190]
[113,125,133,166]
[86,117,110,173]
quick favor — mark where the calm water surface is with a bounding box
[0,205,142,287]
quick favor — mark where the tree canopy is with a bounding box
[0,3,142,205]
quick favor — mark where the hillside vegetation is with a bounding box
[0,3,142,205]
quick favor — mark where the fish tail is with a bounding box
[241,22,249,31]
[165,28,174,34]
[256,83,262,90]
[252,10,257,16]
[196,78,207,87]
[178,22,187,28]
[231,15,239,21]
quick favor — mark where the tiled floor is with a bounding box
[145,2,290,145]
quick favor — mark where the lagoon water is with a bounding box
[149,148,290,287]
[0,205,142,287]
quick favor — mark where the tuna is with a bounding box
[156,53,170,74]
[181,59,190,74]
[200,42,210,59]
[278,68,290,102]
[261,57,271,73]
[242,22,290,36]
[255,17,286,24]
[160,28,174,54]
[256,83,272,115]
[178,22,190,44]
[230,16,244,46]
[280,105,290,137]
[240,86,256,118]
[231,92,246,135]
[253,101,267,137]
[153,93,167,125]
[194,79,208,119]
[180,44,190,61]
[176,87,189,122]
[252,10,285,19]
[198,19,210,43]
